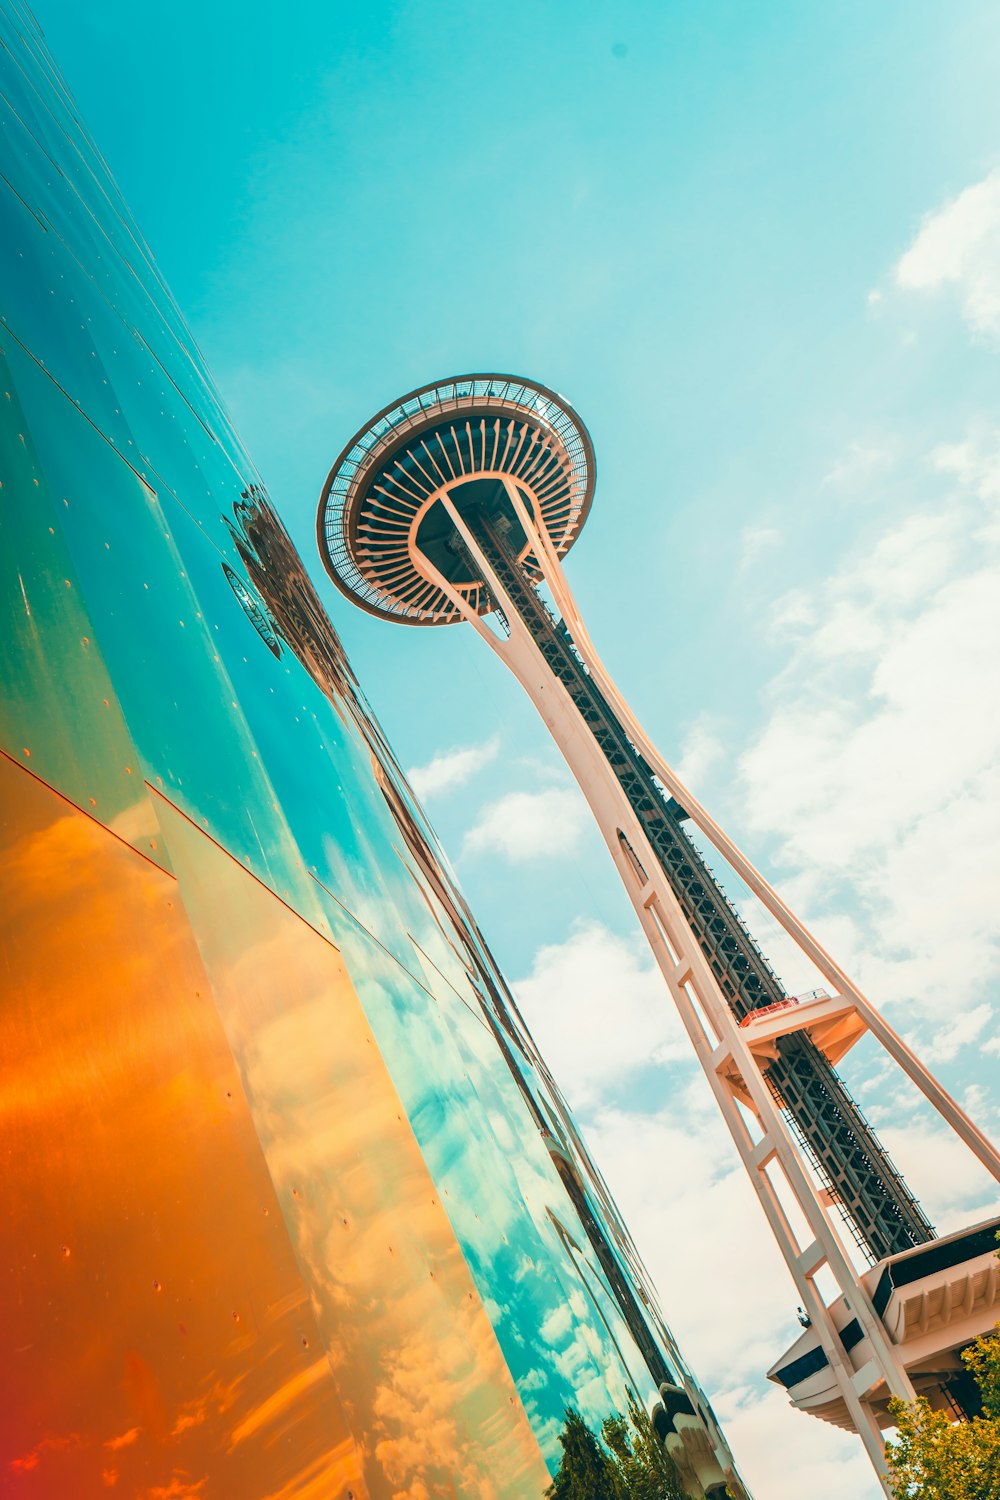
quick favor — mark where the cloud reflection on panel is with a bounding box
[154,795,549,1496]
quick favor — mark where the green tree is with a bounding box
[547,1408,625,1500]
[963,1325,1000,1422]
[885,1325,1000,1500]
[602,1391,688,1500]
[548,1397,693,1500]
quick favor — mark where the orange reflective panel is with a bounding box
[0,755,367,1499]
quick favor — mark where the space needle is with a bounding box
[318,374,1000,1492]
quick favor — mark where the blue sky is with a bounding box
[37,3,1000,1495]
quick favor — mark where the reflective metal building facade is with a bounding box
[0,9,743,1496]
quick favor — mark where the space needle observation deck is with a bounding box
[317,374,593,624]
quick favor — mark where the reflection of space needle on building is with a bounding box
[318,374,594,623]
[319,374,1000,1494]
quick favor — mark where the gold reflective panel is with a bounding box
[152,790,551,1498]
[0,755,367,1498]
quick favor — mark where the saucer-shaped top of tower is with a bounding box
[317,374,595,625]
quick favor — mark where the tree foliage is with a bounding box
[885,1324,1000,1500]
[602,1391,688,1500]
[963,1325,1000,1423]
[547,1408,624,1500]
[547,1396,691,1500]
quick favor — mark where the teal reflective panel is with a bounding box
[0,343,165,864]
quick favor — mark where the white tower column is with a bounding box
[408,493,924,1486]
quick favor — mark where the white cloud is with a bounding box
[737,435,1000,1029]
[739,523,781,570]
[719,1385,876,1500]
[924,1001,995,1063]
[462,785,588,861]
[512,922,689,1109]
[893,166,1000,338]
[820,439,896,494]
[765,588,816,639]
[932,425,1000,505]
[407,736,499,800]
[876,1117,1000,1237]
[675,714,726,792]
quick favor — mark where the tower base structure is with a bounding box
[770,1214,1000,1429]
